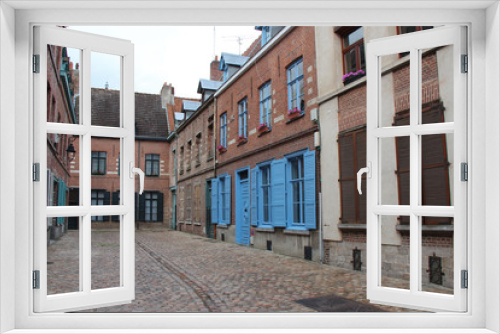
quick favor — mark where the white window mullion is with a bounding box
[409,48,420,295]
[81,47,92,295]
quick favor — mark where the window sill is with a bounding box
[285,112,305,124]
[283,229,310,236]
[236,138,248,146]
[217,224,228,229]
[185,221,192,225]
[186,167,191,172]
[338,223,367,231]
[396,224,454,236]
[194,222,202,226]
[257,128,271,137]
[256,226,274,233]
[195,162,201,168]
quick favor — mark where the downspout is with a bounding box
[136,139,141,230]
[213,97,218,238]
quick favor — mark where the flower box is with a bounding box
[343,69,366,85]
[287,107,303,119]
[217,145,227,153]
[257,123,269,133]
[237,136,247,144]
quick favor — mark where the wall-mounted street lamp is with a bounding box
[66,138,76,162]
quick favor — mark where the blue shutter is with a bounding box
[250,168,258,226]
[304,151,316,230]
[225,175,231,225]
[211,178,218,224]
[271,159,286,228]
[57,179,67,225]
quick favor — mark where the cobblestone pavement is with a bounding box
[47,229,450,313]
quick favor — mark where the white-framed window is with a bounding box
[364,26,467,312]
[31,25,136,313]
[3,4,496,334]
[220,112,227,148]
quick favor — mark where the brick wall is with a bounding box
[70,137,170,229]
[174,100,216,237]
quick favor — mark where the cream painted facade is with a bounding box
[316,26,455,288]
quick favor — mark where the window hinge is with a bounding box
[461,54,468,73]
[461,162,468,182]
[33,163,40,182]
[33,270,40,289]
[461,270,468,289]
[33,54,40,73]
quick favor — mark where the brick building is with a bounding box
[211,26,321,260]
[316,26,455,289]
[169,84,218,236]
[46,45,79,240]
[70,86,182,229]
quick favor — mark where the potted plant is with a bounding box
[343,69,366,85]
[217,145,227,153]
[287,107,302,119]
[257,123,269,133]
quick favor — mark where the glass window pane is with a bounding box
[47,133,81,206]
[421,46,453,125]
[343,27,363,47]
[298,61,303,77]
[91,52,121,127]
[91,217,121,289]
[47,216,81,295]
[380,53,409,127]
[381,215,410,290]
[421,224,453,295]
[47,45,81,124]
[91,138,120,206]
[381,137,409,205]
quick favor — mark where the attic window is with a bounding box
[196,132,202,138]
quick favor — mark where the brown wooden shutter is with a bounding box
[356,131,367,223]
[338,134,356,223]
[394,102,451,225]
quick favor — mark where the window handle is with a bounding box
[357,162,371,195]
[129,162,145,195]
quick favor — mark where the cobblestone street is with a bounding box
[47,229,440,313]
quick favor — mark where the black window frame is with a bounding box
[91,151,107,175]
[145,154,160,177]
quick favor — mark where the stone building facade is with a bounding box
[316,26,455,289]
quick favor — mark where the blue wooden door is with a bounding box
[236,170,250,245]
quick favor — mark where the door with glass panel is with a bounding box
[33,26,141,312]
[361,26,467,312]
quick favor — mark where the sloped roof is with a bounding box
[75,88,169,138]
[182,100,202,112]
[219,52,249,69]
[197,79,223,94]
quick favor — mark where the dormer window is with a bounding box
[219,53,249,83]
[261,26,271,46]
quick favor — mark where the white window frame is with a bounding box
[1,2,498,333]
[365,26,467,312]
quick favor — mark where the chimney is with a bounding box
[210,56,223,82]
[160,82,175,108]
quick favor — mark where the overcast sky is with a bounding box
[67,26,261,98]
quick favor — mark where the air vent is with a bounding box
[304,246,312,261]
[351,248,362,271]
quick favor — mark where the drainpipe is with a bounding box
[213,97,218,238]
[319,192,323,263]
